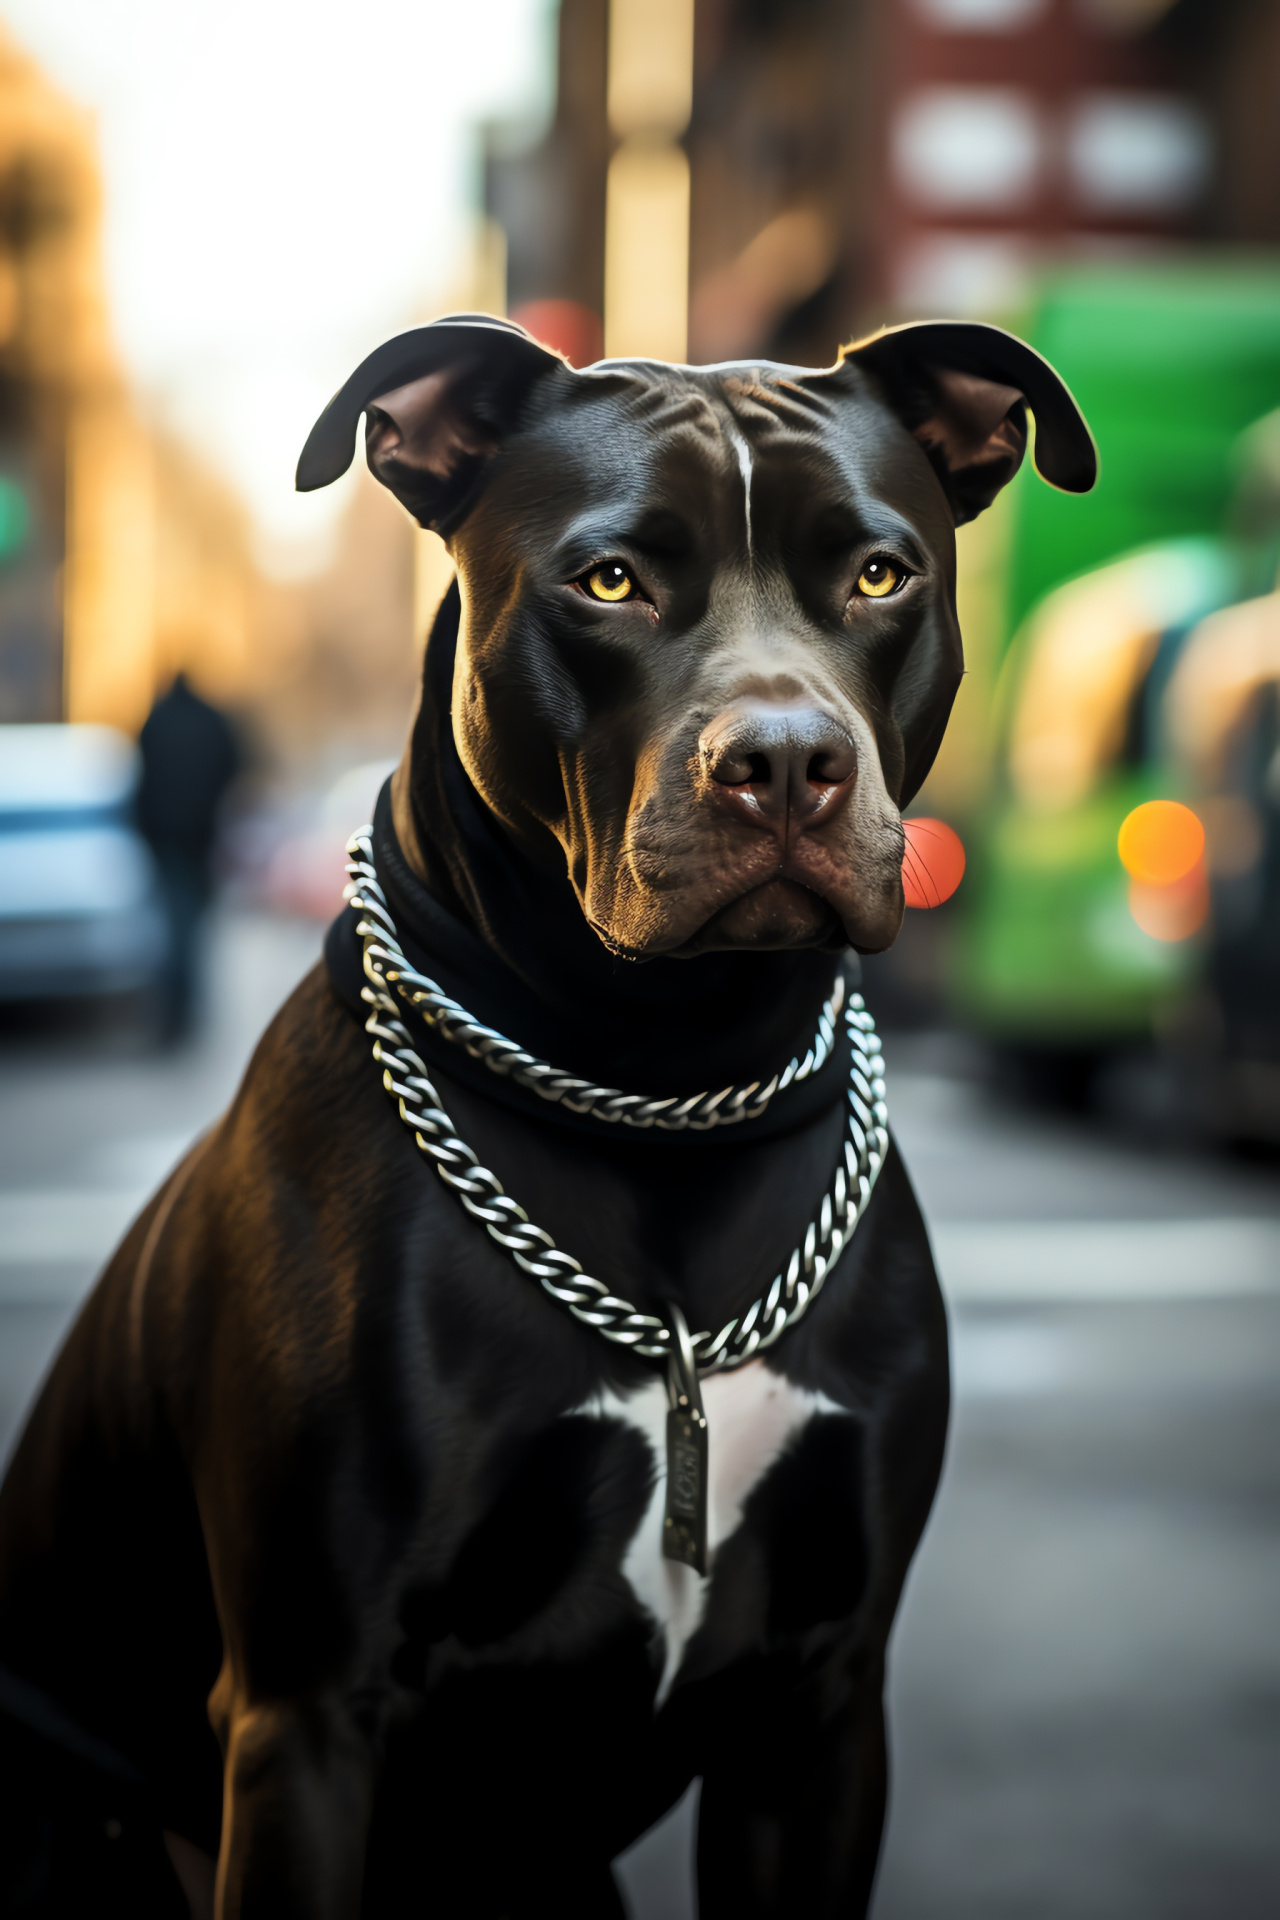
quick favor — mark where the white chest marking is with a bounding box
[573,1363,843,1702]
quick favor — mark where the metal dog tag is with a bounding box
[662,1304,708,1575]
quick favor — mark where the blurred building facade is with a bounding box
[258,474,418,781]
[486,0,610,344]
[0,27,268,735]
[0,25,99,725]
[690,0,1280,361]
[0,22,420,787]
[486,0,1280,369]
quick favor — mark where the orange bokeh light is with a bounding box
[1128,861,1209,942]
[902,817,966,908]
[1117,800,1205,885]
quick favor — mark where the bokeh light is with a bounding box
[1117,799,1205,885]
[509,299,604,368]
[902,817,966,909]
[1128,863,1209,942]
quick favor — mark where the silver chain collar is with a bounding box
[356,844,844,1132]
[345,828,889,1375]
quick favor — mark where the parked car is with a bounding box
[0,724,167,1002]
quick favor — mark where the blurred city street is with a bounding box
[874,1052,1280,1920]
[2,916,1277,1919]
[0,912,323,1461]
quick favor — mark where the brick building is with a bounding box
[486,0,1280,368]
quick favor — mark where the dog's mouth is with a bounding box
[681,802,906,957]
[584,799,908,959]
[681,878,844,955]
[591,872,860,962]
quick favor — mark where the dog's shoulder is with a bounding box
[237,958,375,1118]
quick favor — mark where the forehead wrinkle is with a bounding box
[717,370,834,441]
[608,389,760,559]
[705,378,845,564]
[616,376,725,442]
[549,418,731,559]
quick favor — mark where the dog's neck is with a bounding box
[386,587,845,1096]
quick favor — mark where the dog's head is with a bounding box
[300,314,1094,960]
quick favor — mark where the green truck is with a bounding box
[955,265,1280,1093]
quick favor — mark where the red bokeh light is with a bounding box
[509,299,604,369]
[902,817,966,908]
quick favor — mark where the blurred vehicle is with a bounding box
[956,537,1237,1049]
[0,724,167,1002]
[953,267,1280,1103]
[1166,576,1280,1142]
[959,398,1280,1138]
[259,759,398,921]
[1008,264,1280,635]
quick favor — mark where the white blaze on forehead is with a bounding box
[724,420,754,559]
[572,1361,846,1704]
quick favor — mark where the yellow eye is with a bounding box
[585,563,635,602]
[857,557,902,598]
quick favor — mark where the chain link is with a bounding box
[345,828,889,1374]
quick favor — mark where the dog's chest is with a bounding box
[574,1362,843,1700]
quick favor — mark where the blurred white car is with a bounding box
[0,724,167,1001]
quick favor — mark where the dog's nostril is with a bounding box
[706,746,767,786]
[710,744,759,783]
[807,741,857,786]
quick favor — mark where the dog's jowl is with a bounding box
[0,316,1094,1916]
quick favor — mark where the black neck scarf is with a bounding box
[325,585,854,1145]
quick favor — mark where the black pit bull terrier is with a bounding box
[0,315,1094,1917]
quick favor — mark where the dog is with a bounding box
[0,314,1094,1917]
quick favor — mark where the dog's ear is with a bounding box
[842,320,1097,525]
[296,314,566,531]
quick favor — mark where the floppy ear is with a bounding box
[296,313,566,531]
[842,320,1097,525]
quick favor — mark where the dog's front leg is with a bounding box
[213,1681,377,1919]
[695,1653,888,1920]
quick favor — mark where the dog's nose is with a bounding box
[699,704,857,831]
